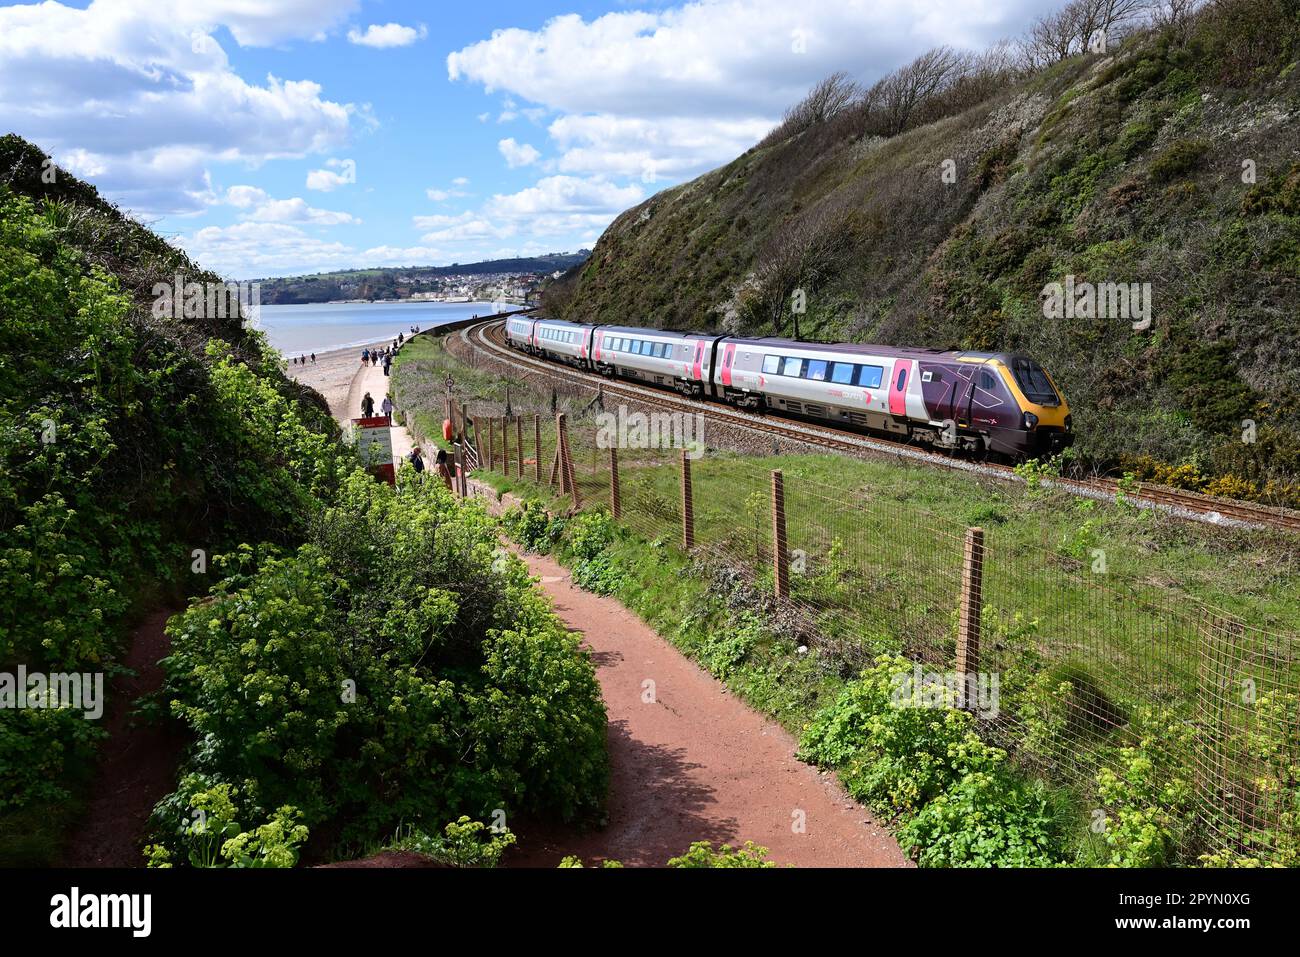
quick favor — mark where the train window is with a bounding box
[807,360,828,381]
[979,370,996,391]
[1011,357,1058,405]
[896,369,906,391]
[831,363,854,384]
[782,357,803,377]
[858,365,883,388]
[762,355,780,375]
[655,343,667,358]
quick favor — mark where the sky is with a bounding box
[0,0,1060,279]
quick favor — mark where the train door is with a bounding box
[720,343,736,387]
[889,358,910,417]
[691,342,705,382]
[593,330,604,363]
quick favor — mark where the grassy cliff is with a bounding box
[550,1,1300,503]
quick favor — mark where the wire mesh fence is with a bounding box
[456,413,1299,864]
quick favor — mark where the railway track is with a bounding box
[464,319,1300,534]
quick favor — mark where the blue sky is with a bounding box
[0,0,1059,279]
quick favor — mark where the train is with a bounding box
[502,315,1072,459]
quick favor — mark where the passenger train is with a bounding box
[503,315,1072,459]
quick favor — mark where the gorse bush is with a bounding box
[150,471,608,861]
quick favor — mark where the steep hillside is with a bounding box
[551,1,1300,502]
[0,135,348,861]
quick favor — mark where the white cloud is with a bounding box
[448,0,1047,187]
[347,22,428,48]
[452,177,470,186]
[498,138,541,168]
[172,222,359,278]
[223,185,358,225]
[306,158,358,191]
[0,0,364,217]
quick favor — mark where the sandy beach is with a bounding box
[287,339,391,425]
[288,338,416,469]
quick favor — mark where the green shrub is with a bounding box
[388,816,517,868]
[897,770,1064,867]
[1148,138,1207,183]
[667,840,776,868]
[150,472,608,861]
[501,500,565,554]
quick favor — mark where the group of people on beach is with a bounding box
[290,353,316,366]
[362,345,394,376]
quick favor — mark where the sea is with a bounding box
[255,300,508,356]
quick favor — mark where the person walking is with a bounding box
[408,446,425,476]
[434,448,453,491]
[310,353,316,363]
[380,395,393,422]
[383,354,392,376]
[362,348,370,366]
[361,391,375,418]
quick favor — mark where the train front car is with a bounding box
[716,337,1071,460]
[533,318,596,369]
[982,353,1072,458]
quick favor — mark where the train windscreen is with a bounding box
[1011,357,1059,406]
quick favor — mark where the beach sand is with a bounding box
[287,339,390,424]
[288,337,416,469]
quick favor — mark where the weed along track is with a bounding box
[469,319,1300,533]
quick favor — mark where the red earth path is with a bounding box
[503,548,908,868]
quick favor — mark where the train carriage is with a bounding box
[532,318,596,368]
[504,315,538,352]
[591,325,721,397]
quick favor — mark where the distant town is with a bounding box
[254,250,590,305]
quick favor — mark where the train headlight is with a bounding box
[1022,411,1039,430]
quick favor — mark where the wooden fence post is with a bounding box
[516,416,524,479]
[486,416,495,471]
[957,526,985,695]
[502,415,511,477]
[610,447,621,520]
[534,414,542,483]
[557,413,580,507]
[772,469,789,600]
[554,414,567,492]
[680,449,694,551]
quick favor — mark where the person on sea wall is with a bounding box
[361,391,375,418]
[408,446,425,476]
[381,395,393,422]
[398,332,404,344]
[362,348,370,366]
[383,354,392,376]
[434,448,453,491]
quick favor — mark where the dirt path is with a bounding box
[63,608,185,867]
[504,547,909,868]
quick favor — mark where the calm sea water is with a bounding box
[256,300,507,355]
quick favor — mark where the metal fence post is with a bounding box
[610,446,621,520]
[772,469,789,600]
[681,449,694,551]
[957,526,985,691]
